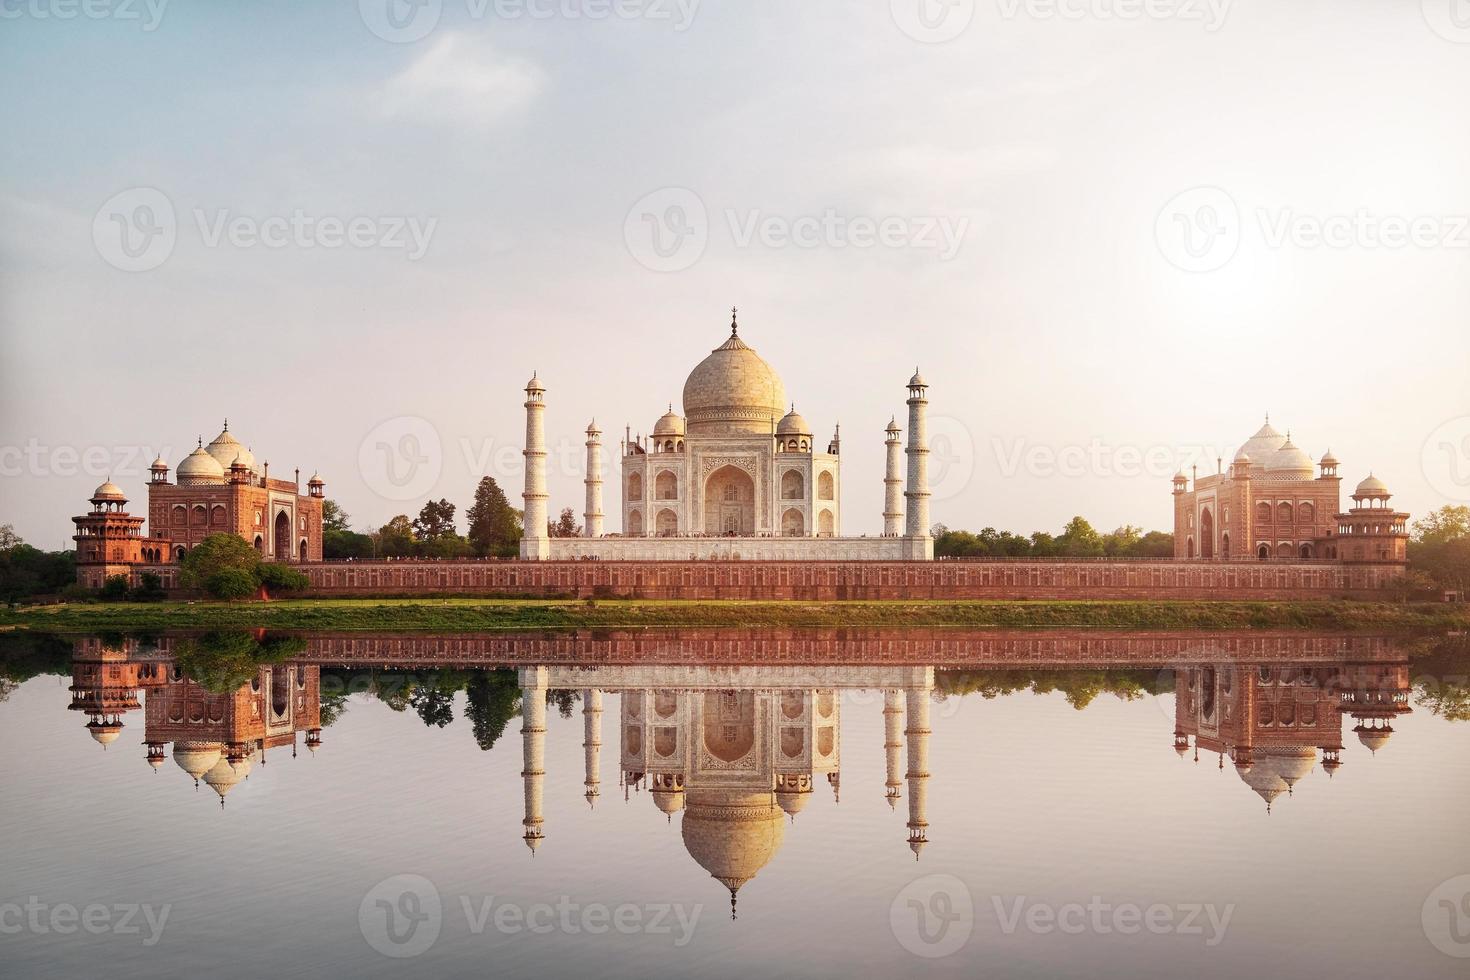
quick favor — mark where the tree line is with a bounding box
[932,517,1175,559]
[323,477,585,561]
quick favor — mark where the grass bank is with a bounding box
[2,598,1468,633]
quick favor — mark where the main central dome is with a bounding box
[681,317,787,435]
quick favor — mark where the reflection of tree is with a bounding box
[938,669,1172,710]
[0,632,72,689]
[1412,635,1470,722]
[174,632,307,694]
[466,670,521,751]
[547,688,580,719]
[318,689,349,727]
[0,677,16,703]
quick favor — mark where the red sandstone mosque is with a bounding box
[71,421,325,588]
[1171,416,1409,566]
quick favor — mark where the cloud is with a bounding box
[375,33,543,129]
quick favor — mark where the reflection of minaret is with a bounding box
[583,688,602,808]
[520,667,548,853]
[905,682,931,858]
[883,689,904,809]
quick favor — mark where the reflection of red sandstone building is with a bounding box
[67,636,323,807]
[71,422,325,588]
[1173,659,1411,812]
[1172,417,1409,564]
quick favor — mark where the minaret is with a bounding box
[903,370,932,558]
[582,688,602,808]
[883,688,904,809]
[520,667,548,852]
[520,374,550,560]
[584,421,604,539]
[905,679,932,858]
[883,417,904,537]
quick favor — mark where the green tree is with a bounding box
[467,477,522,557]
[99,575,131,601]
[549,507,581,538]
[1409,505,1470,591]
[378,515,416,558]
[321,500,352,533]
[1056,516,1105,557]
[257,562,309,595]
[0,544,76,605]
[413,499,458,542]
[207,567,258,601]
[179,534,261,591]
[0,524,22,550]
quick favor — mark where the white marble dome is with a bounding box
[91,480,126,501]
[776,407,810,436]
[1355,474,1390,497]
[1238,419,1287,464]
[682,324,787,435]
[653,408,686,437]
[176,445,226,485]
[1265,436,1315,480]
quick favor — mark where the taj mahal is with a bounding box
[519,309,935,562]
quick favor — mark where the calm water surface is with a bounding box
[1,630,1467,979]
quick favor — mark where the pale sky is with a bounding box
[3,1,1468,549]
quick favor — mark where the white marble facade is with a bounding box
[521,310,933,560]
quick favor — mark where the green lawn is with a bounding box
[2,598,1468,633]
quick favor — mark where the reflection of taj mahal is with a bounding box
[520,310,934,561]
[517,666,935,917]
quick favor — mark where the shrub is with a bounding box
[133,572,167,602]
[99,575,132,601]
[180,534,260,591]
[257,562,309,596]
[205,567,258,601]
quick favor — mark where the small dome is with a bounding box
[150,456,168,470]
[173,742,223,779]
[202,755,251,800]
[87,722,123,746]
[652,787,686,814]
[525,372,545,393]
[1355,474,1390,497]
[653,408,686,437]
[776,788,811,815]
[204,424,246,469]
[177,445,226,485]
[1233,447,1252,464]
[1356,725,1393,753]
[147,755,166,770]
[1174,742,1190,757]
[886,417,901,434]
[307,472,324,486]
[1237,418,1287,464]
[908,369,927,388]
[776,407,810,436]
[91,480,126,502]
[1320,449,1339,467]
[1265,436,1315,480]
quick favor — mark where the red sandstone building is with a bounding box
[1172,417,1409,566]
[72,422,325,588]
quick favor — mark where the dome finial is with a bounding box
[197,436,202,448]
[223,418,228,432]
[730,306,739,336]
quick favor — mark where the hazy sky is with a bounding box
[3,1,1468,548]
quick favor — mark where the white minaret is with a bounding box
[903,370,932,558]
[883,688,904,809]
[883,417,904,538]
[520,374,550,560]
[582,688,602,808]
[520,667,548,853]
[584,421,603,539]
[905,679,932,859]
